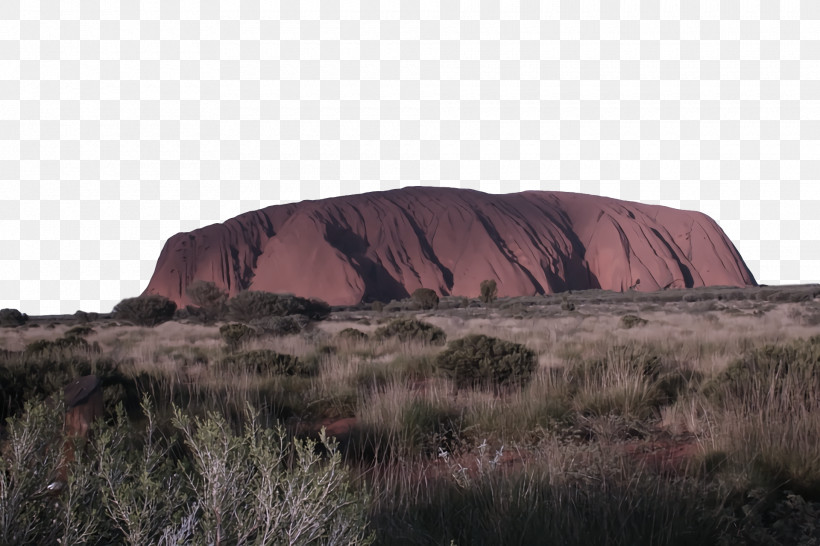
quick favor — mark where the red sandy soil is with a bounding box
[622,436,703,476]
[143,187,756,307]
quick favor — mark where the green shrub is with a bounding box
[112,295,177,327]
[65,325,95,338]
[173,407,374,545]
[374,318,446,345]
[337,328,369,342]
[73,309,98,323]
[226,291,330,322]
[219,349,302,375]
[480,279,498,304]
[24,335,99,357]
[0,343,99,420]
[411,288,439,310]
[561,296,575,311]
[652,369,702,405]
[435,334,537,393]
[371,301,385,312]
[735,490,820,545]
[0,400,374,545]
[249,315,306,336]
[0,308,27,327]
[185,280,228,321]
[219,323,257,351]
[620,314,648,328]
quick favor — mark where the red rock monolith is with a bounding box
[143,187,757,306]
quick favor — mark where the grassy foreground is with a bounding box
[2,285,820,544]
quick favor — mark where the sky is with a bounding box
[1,1,819,315]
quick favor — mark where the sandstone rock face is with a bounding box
[143,188,757,306]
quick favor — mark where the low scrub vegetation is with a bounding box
[435,334,537,393]
[620,314,648,328]
[479,279,498,304]
[185,280,228,322]
[249,315,307,336]
[113,295,177,327]
[410,288,439,310]
[0,400,373,545]
[219,349,304,376]
[219,322,257,351]
[0,307,28,327]
[373,318,446,345]
[703,336,820,408]
[227,291,330,322]
[337,328,369,342]
[3,286,820,544]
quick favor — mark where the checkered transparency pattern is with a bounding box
[0,1,818,314]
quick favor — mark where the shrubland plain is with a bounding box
[2,284,820,545]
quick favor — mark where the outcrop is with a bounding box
[143,187,757,306]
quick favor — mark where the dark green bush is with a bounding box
[249,315,306,337]
[219,323,257,351]
[374,318,446,345]
[734,490,820,545]
[185,280,228,321]
[0,308,27,327]
[73,309,98,323]
[226,291,330,322]
[620,314,648,329]
[173,305,199,322]
[0,341,115,419]
[65,325,95,338]
[113,295,177,327]
[25,335,99,356]
[337,328,369,342]
[411,288,439,310]
[370,301,384,312]
[651,369,703,406]
[219,349,302,375]
[435,334,537,393]
[480,279,498,304]
[561,296,575,312]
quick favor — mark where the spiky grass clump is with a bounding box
[702,336,820,408]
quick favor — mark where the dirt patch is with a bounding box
[622,436,702,476]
